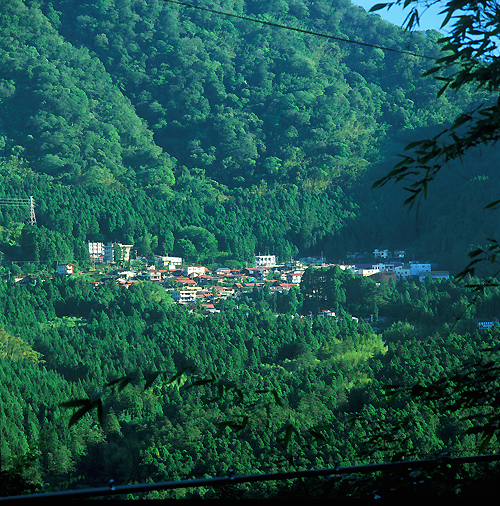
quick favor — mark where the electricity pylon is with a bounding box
[0,196,37,225]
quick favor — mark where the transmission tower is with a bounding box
[0,196,37,225]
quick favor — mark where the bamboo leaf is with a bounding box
[368,3,392,13]
[96,399,103,426]
[68,403,93,428]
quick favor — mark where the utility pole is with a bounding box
[28,195,36,226]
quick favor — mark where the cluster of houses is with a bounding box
[80,251,449,314]
[345,248,450,283]
[58,247,451,293]
[13,246,499,330]
[139,255,304,313]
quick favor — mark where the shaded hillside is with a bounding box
[0,0,476,191]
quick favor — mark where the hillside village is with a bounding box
[35,244,451,319]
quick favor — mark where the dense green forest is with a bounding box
[2,271,500,498]
[2,0,500,499]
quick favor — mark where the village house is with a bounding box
[284,259,304,270]
[58,263,74,276]
[299,255,326,265]
[158,255,183,268]
[318,309,336,317]
[174,277,198,287]
[212,286,235,299]
[270,283,299,293]
[287,271,304,284]
[373,249,391,259]
[244,267,266,280]
[117,270,136,280]
[147,270,162,282]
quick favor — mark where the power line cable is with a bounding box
[4,453,500,500]
[162,0,435,59]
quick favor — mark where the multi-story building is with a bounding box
[409,262,431,276]
[171,289,198,303]
[87,242,105,263]
[148,270,162,282]
[88,242,133,263]
[254,254,276,267]
[183,266,208,277]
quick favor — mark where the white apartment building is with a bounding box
[87,242,105,262]
[254,255,276,267]
[183,266,208,277]
[171,289,198,303]
[87,242,132,263]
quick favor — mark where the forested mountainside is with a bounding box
[2,270,500,498]
[3,1,500,498]
[1,0,455,190]
[0,0,498,272]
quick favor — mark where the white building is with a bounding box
[88,242,133,263]
[171,289,197,303]
[103,243,133,263]
[87,242,105,263]
[373,262,399,272]
[287,271,305,284]
[254,254,276,267]
[159,255,183,268]
[352,268,380,277]
[395,265,411,279]
[183,266,208,277]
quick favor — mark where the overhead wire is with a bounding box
[162,0,436,59]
